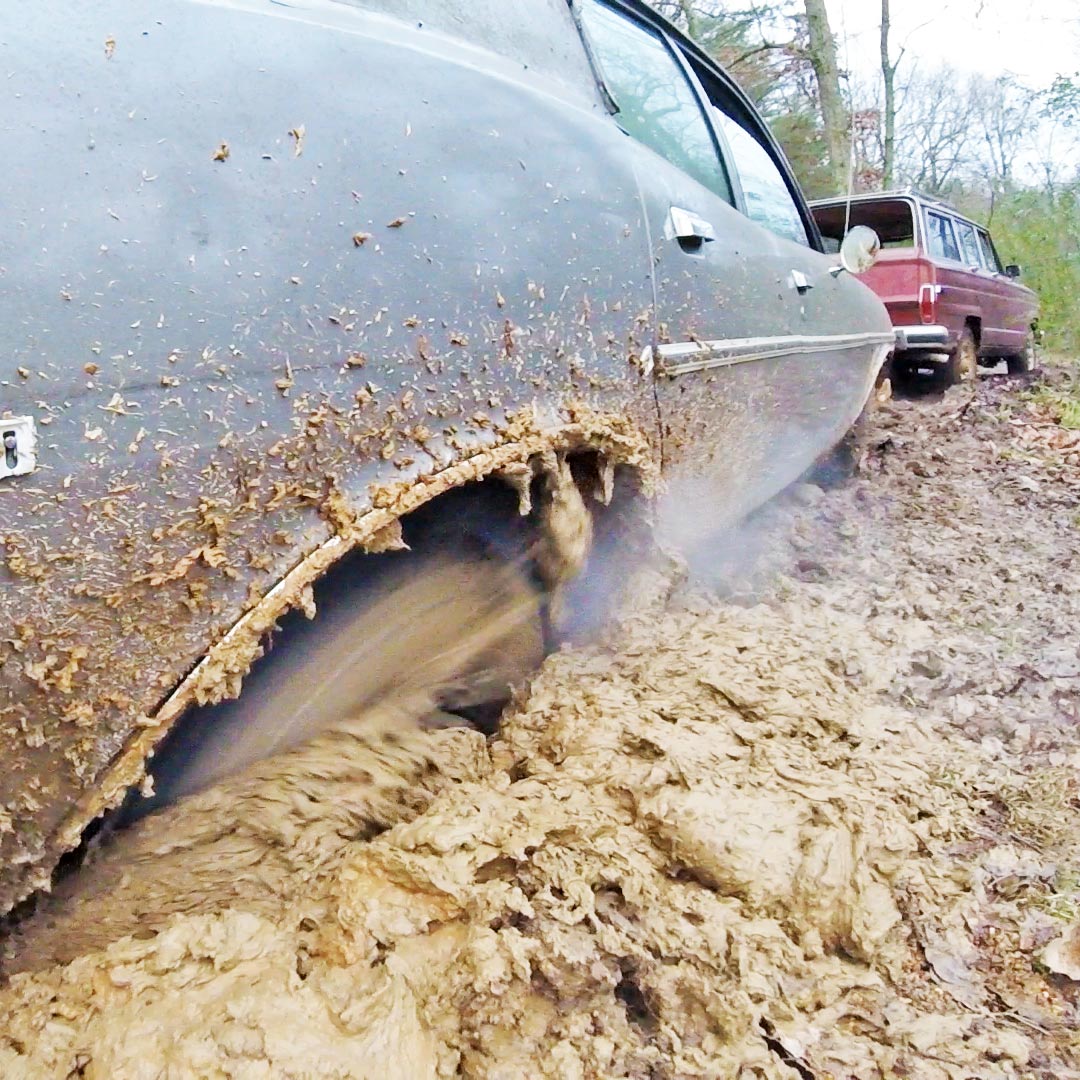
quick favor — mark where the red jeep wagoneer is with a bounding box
[812,191,1039,385]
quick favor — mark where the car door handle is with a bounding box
[668,206,715,247]
[789,269,813,294]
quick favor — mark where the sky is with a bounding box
[824,0,1077,89]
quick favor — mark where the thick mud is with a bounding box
[2,369,1079,1078]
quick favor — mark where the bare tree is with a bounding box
[675,0,704,40]
[972,76,1035,193]
[879,0,900,188]
[801,0,848,191]
[891,66,977,194]
[646,1,1077,204]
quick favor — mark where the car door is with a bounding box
[924,209,980,344]
[975,227,1036,355]
[953,217,999,353]
[578,0,890,527]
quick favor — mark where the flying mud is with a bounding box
[2,371,1079,1077]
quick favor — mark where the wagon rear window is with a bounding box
[812,199,915,251]
[579,0,732,203]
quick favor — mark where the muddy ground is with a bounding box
[1,365,1079,1078]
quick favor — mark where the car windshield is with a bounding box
[813,199,915,253]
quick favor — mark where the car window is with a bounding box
[578,0,732,202]
[954,220,982,268]
[813,199,915,250]
[711,108,809,245]
[977,229,1004,273]
[925,210,961,262]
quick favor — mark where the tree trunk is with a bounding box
[879,0,898,189]
[677,0,702,40]
[802,0,848,192]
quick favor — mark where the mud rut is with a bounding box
[2,369,1080,1078]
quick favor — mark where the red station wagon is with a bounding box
[811,191,1039,385]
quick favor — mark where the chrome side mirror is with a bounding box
[829,225,881,277]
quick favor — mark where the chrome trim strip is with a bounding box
[656,331,895,376]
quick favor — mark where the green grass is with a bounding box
[1023,365,1080,428]
[1060,399,1080,430]
[952,184,1080,354]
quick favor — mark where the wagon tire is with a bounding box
[1006,330,1037,375]
[942,327,978,387]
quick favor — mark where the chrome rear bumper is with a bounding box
[894,325,950,351]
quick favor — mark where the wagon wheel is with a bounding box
[944,326,978,386]
[1006,329,1037,375]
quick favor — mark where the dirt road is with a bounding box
[2,367,1079,1078]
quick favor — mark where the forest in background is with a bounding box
[652,0,1080,351]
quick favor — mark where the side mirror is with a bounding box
[830,225,881,277]
[1004,264,1021,278]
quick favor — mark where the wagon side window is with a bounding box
[578,0,732,202]
[977,228,1004,273]
[925,210,961,262]
[954,220,982,268]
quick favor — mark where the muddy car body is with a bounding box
[0,0,891,911]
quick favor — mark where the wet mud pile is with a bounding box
[2,370,1079,1077]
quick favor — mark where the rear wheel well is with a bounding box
[3,447,659,970]
[939,323,979,386]
[42,447,650,848]
[74,431,652,815]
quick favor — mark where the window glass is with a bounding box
[955,220,982,267]
[579,0,731,202]
[925,210,961,262]
[977,229,1003,272]
[813,199,915,250]
[712,109,808,245]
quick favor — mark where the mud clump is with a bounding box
[2,370,1080,1077]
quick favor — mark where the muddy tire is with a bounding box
[1006,330,1037,375]
[805,363,892,486]
[134,505,546,817]
[891,356,917,386]
[942,327,978,387]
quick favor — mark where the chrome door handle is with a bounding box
[668,206,715,244]
[789,269,813,293]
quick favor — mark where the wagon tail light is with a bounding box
[918,263,937,325]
